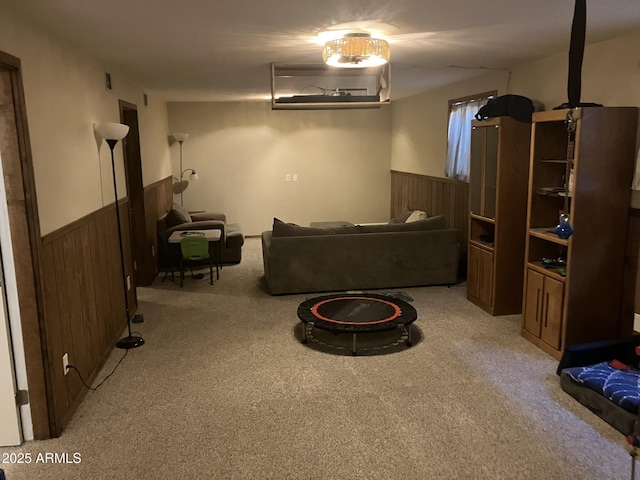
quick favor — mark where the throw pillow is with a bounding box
[405,210,428,223]
[164,205,192,228]
[172,203,192,222]
[389,208,413,224]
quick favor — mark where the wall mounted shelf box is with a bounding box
[271,63,390,110]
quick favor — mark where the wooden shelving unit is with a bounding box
[467,117,531,315]
[521,107,639,359]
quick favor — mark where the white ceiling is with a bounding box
[6,0,640,101]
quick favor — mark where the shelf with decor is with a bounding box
[469,214,495,250]
[521,107,638,360]
[528,228,569,246]
[467,116,531,315]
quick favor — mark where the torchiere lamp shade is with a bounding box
[97,122,130,141]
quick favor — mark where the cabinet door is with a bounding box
[469,125,499,219]
[479,248,493,306]
[483,126,499,219]
[469,127,484,216]
[468,244,481,299]
[540,277,564,350]
[468,244,493,307]
[523,269,543,337]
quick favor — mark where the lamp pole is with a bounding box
[178,139,185,206]
[97,121,144,350]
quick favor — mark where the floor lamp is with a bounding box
[172,132,199,206]
[96,122,144,350]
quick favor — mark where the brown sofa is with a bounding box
[261,215,459,295]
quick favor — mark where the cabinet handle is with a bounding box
[543,292,549,328]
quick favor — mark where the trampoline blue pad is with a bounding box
[564,362,640,414]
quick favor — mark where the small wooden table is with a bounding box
[168,230,222,285]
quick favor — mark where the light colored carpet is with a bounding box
[1,237,634,479]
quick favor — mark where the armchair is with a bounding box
[157,204,244,271]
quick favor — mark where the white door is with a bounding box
[0,247,21,446]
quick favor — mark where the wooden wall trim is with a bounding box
[141,175,173,284]
[390,170,469,259]
[390,170,467,185]
[42,199,129,246]
[40,200,134,435]
[144,176,173,193]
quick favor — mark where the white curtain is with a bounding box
[445,99,488,182]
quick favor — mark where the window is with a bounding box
[445,91,496,182]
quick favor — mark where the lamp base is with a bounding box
[116,335,145,349]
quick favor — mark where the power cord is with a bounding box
[66,348,129,391]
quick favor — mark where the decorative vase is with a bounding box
[555,213,574,239]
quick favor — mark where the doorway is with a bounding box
[0,51,50,440]
[0,234,22,446]
[119,101,150,287]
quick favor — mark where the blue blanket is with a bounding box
[564,362,640,414]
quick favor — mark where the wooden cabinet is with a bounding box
[467,117,531,315]
[523,269,564,350]
[521,107,638,359]
[468,244,493,305]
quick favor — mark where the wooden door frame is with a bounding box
[0,51,51,439]
[118,100,149,288]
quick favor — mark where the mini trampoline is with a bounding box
[297,293,417,355]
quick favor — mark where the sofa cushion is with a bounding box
[273,218,335,237]
[272,215,447,237]
[309,221,355,228]
[165,204,192,227]
[357,215,446,234]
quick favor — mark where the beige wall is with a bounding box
[391,29,640,178]
[391,72,506,177]
[168,102,392,235]
[0,4,172,235]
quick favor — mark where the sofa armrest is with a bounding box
[190,212,226,223]
[261,231,272,288]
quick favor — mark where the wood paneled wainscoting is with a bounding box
[142,176,173,283]
[390,170,469,259]
[40,200,135,436]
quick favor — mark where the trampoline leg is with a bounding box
[352,333,357,356]
[407,325,413,347]
[301,323,307,344]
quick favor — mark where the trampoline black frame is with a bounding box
[297,293,418,355]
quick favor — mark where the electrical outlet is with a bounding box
[292,174,298,182]
[62,353,69,375]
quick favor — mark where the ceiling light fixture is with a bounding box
[322,32,390,68]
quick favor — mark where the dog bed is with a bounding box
[558,336,640,435]
[560,361,639,434]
